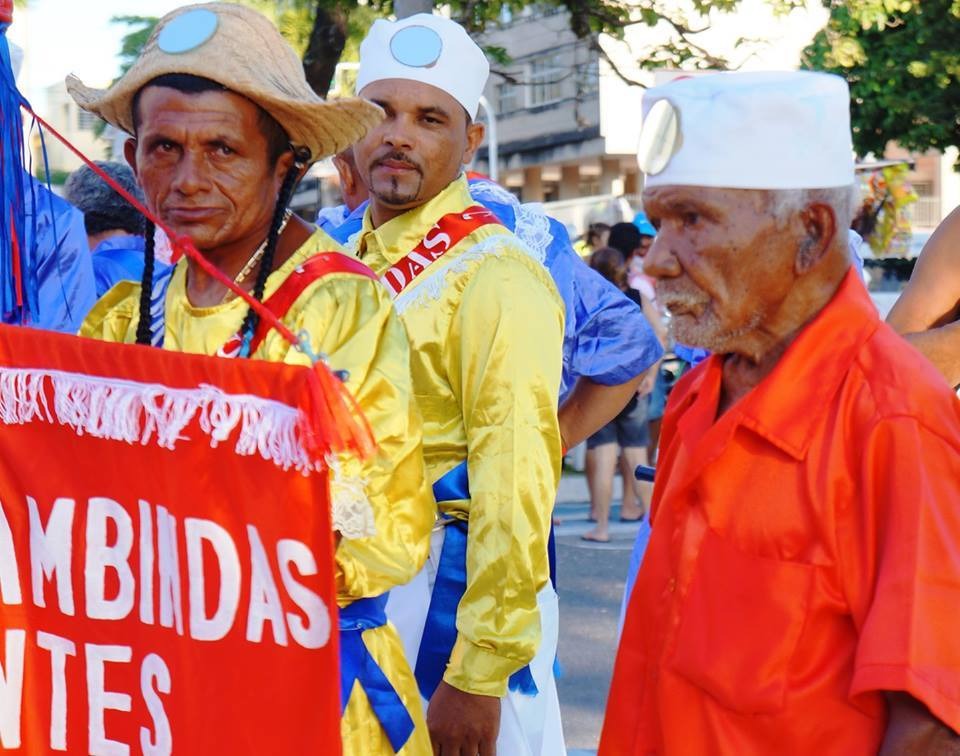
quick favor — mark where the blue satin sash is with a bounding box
[416,462,541,700]
[339,595,415,753]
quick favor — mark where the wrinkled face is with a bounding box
[126,87,290,252]
[642,185,797,353]
[353,78,483,222]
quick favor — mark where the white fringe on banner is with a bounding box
[0,366,319,475]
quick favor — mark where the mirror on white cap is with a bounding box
[157,8,219,55]
[637,99,681,176]
[389,25,443,68]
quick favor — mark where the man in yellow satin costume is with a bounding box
[68,5,433,754]
[351,14,566,756]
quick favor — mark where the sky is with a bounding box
[7,0,186,109]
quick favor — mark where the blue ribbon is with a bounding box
[431,461,557,591]
[431,459,471,502]
[417,462,543,700]
[339,595,416,753]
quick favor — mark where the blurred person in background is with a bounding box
[887,206,960,389]
[316,147,368,236]
[574,220,610,258]
[64,161,150,297]
[582,246,655,542]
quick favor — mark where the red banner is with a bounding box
[0,325,342,754]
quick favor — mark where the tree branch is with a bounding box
[591,38,648,87]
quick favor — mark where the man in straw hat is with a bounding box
[70,4,433,753]
[350,13,566,755]
[600,71,960,754]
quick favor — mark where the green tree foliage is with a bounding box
[117,0,804,99]
[804,1,960,161]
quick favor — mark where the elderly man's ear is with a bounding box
[795,202,838,274]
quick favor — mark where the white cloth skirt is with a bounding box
[386,526,566,755]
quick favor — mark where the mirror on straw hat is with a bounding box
[156,8,219,55]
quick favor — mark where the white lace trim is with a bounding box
[327,456,377,539]
[513,202,551,265]
[469,179,520,209]
[469,180,552,265]
[393,233,543,315]
[0,366,320,475]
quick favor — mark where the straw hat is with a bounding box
[66,3,382,162]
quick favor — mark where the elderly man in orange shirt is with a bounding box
[600,71,960,755]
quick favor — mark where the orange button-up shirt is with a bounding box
[600,270,960,755]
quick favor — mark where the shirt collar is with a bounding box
[681,268,880,460]
[357,174,471,263]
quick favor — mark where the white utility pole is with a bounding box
[477,95,499,184]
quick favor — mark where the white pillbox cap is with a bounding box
[638,71,855,190]
[356,14,489,120]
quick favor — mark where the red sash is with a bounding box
[379,205,502,298]
[218,252,378,358]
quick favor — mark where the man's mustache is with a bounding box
[371,151,423,175]
[656,282,709,312]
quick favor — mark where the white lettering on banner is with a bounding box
[246,525,288,646]
[86,498,135,621]
[86,644,132,756]
[37,631,76,751]
[421,227,451,251]
[381,268,406,294]
[0,629,25,748]
[277,539,330,649]
[185,518,241,642]
[156,506,184,636]
[138,500,155,625]
[28,496,75,615]
[0,492,339,750]
[140,653,172,756]
[0,502,21,604]
[3,493,334,639]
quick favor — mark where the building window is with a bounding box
[528,53,566,106]
[575,59,600,96]
[77,109,100,132]
[497,81,521,114]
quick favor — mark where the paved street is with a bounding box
[552,470,644,754]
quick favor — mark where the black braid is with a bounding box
[136,219,156,345]
[236,152,307,354]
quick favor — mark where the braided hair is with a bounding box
[236,148,308,357]
[135,218,156,345]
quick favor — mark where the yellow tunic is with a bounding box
[81,229,433,755]
[355,176,564,697]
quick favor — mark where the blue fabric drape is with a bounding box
[339,595,415,753]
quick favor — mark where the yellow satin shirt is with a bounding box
[355,176,564,697]
[81,229,433,755]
